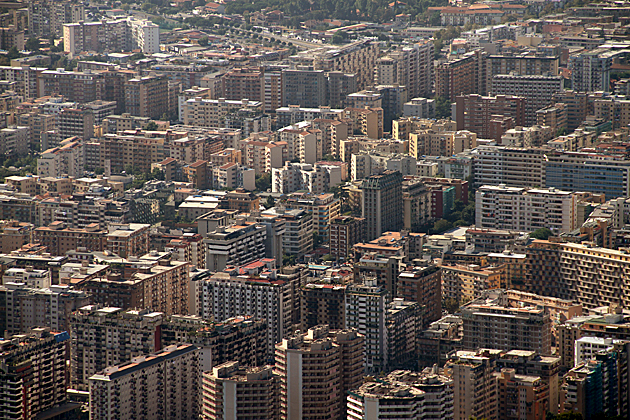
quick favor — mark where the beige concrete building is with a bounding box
[274,325,364,420]
[201,361,278,420]
[89,344,199,420]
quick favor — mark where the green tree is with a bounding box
[435,96,452,119]
[331,32,345,44]
[6,46,19,60]
[255,172,271,192]
[443,298,460,313]
[530,228,553,240]
[145,121,158,131]
[25,37,41,51]
[198,36,209,46]
[264,195,275,209]
[431,219,453,234]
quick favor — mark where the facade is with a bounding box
[461,300,552,355]
[311,39,378,90]
[201,361,278,420]
[182,97,263,127]
[198,273,292,350]
[89,344,199,420]
[124,76,169,119]
[570,48,617,93]
[348,369,454,420]
[204,222,267,271]
[33,222,106,256]
[398,264,442,327]
[0,328,70,420]
[473,145,547,189]
[0,126,30,155]
[448,351,498,420]
[57,107,95,141]
[491,74,563,126]
[272,162,342,194]
[106,223,150,258]
[330,216,366,260]
[455,94,526,141]
[263,208,313,257]
[301,282,347,331]
[361,170,403,241]
[37,138,85,178]
[496,369,549,420]
[274,325,364,420]
[476,185,578,233]
[281,192,340,241]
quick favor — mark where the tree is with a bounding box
[255,172,271,192]
[443,298,459,313]
[331,32,345,44]
[150,168,165,181]
[530,228,553,240]
[94,167,104,175]
[145,121,158,131]
[431,219,453,234]
[6,46,19,60]
[435,96,452,119]
[25,37,40,52]
[198,36,209,46]
[264,195,275,209]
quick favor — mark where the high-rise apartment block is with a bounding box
[473,145,546,189]
[398,264,443,327]
[0,283,90,335]
[348,369,454,420]
[330,216,366,260]
[182,97,263,127]
[570,48,618,92]
[63,17,159,56]
[311,39,378,90]
[124,75,169,119]
[375,41,435,99]
[448,350,499,420]
[0,328,70,420]
[89,344,199,420]
[435,50,488,101]
[361,170,403,240]
[29,0,85,37]
[476,185,578,233]
[455,94,526,141]
[38,69,105,103]
[461,298,552,355]
[204,221,267,271]
[38,137,85,178]
[274,325,364,420]
[197,272,293,350]
[491,74,563,126]
[201,361,279,420]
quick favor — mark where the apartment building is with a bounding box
[301,282,348,331]
[274,325,364,420]
[330,216,366,260]
[311,39,379,90]
[343,106,383,139]
[455,94,526,141]
[570,48,618,92]
[375,41,434,99]
[562,342,630,419]
[347,370,454,420]
[361,170,403,240]
[204,221,266,271]
[500,125,553,148]
[281,192,340,240]
[491,74,563,126]
[34,222,106,256]
[448,350,499,420]
[38,138,84,178]
[435,50,488,101]
[403,97,436,118]
[461,298,552,355]
[441,263,505,303]
[221,67,265,104]
[263,207,313,257]
[280,69,357,109]
[77,258,189,316]
[487,54,560,81]
[536,103,568,133]
[496,369,549,420]
[272,162,342,194]
[105,223,150,258]
[198,272,292,350]
[182,97,263,127]
[202,362,278,420]
[0,328,70,420]
[0,283,89,334]
[544,151,630,199]
[276,105,344,128]
[277,126,319,163]
[398,264,442,327]
[592,96,630,129]
[0,220,33,253]
[63,17,159,56]
[38,68,105,103]
[476,185,577,233]
[0,126,29,155]
[124,75,169,119]
[409,129,477,158]
[29,0,85,37]
[239,139,284,174]
[89,344,199,420]
[474,145,547,189]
